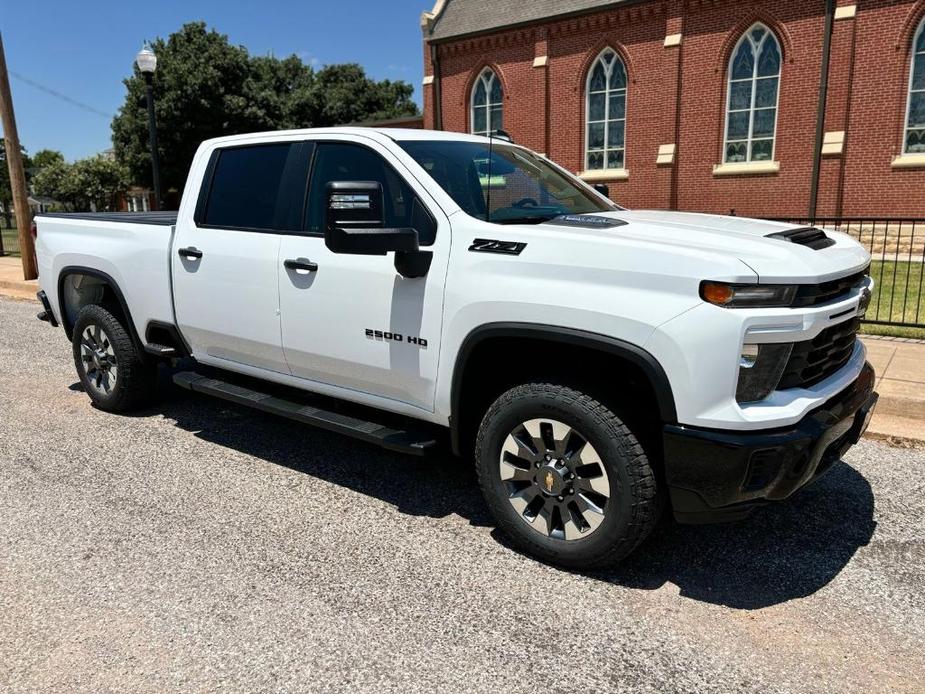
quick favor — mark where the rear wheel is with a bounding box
[72,304,156,412]
[475,382,661,569]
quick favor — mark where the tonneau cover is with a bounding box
[37,211,178,226]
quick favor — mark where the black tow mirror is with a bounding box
[325,181,419,255]
[324,181,432,278]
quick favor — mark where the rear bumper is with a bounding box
[663,362,877,523]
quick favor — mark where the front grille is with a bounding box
[778,317,859,389]
[791,267,869,308]
[767,227,836,250]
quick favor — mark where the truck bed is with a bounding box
[38,211,179,226]
[34,210,178,343]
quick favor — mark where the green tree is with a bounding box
[30,149,65,174]
[111,22,418,200]
[72,156,129,211]
[0,138,32,217]
[312,63,416,126]
[33,156,128,212]
[31,159,74,208]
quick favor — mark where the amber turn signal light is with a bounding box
[701,282,736,305]
[699,281,798,308]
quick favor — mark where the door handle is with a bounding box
[178,246,203,260]
[284,258,318,273]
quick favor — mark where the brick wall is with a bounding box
[422,0,925,218]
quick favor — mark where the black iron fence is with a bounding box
[0,212,19,256]
[773,217,925,330]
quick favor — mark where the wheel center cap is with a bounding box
[93,351,105,370]
[537,464,566,496]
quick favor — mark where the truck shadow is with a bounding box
[583,459,876,609]
[150,384,876,611]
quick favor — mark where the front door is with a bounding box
[173,141,310,374]
[277,139,450,411]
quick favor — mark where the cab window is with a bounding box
[201,143,308,231]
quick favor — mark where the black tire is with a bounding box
[475,382,661,569]
[72,304,156,412]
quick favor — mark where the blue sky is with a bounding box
[2,0,427,161]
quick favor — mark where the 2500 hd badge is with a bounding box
[365,328,428,348]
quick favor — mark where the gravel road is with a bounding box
[1,295,923,693]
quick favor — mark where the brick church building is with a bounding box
[419,0,925,218]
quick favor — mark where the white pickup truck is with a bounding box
[34,127,878,568]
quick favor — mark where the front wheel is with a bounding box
[72,304,156,412]
[475,382,661,569]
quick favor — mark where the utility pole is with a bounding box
[0,33,37,279]
[0,32,37,280]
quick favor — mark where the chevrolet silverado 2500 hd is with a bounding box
[33,127,878,568]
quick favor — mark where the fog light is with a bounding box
[736,343,793,403]
[740,344,760,369]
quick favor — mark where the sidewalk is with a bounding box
[1,254,922,442]
[862,336,925,443]
[0,255,38,301]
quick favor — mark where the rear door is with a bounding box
[277,138,450,411]
[172,141,311,374]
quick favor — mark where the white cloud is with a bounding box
[297,51,323,68]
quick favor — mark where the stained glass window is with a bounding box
[724,25,781,163]
[905,19,925,153]
[471,69,503,137]
[585,49,628,171]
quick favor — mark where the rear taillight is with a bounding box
[30,221,37,241]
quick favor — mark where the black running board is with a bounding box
[172,371,439,456]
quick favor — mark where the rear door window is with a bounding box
[201,143,310,231]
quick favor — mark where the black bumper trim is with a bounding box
[664,362,877,524]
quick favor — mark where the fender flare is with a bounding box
[57,265,147,359]
[449,322,678,454]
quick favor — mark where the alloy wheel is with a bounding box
[499,418,611,541]
[79,324,118,395]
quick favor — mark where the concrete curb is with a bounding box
[0,279,38,301]
[864,431,925,449]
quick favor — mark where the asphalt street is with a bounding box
[1,295,923,693]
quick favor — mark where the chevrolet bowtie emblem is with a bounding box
[544,471,555,492]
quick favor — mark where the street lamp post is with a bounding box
[135,43,162,211]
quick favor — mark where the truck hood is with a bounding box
[531,210,870,284]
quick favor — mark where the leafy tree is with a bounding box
[312,64,416,126]
[33,156,128,212]
[0,138,32,217]
[31,159,73,207]
[30,149,65,174]
[72,157,130,211]
[111,22,418,200]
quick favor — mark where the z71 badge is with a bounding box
[468,238,527,255]
[365,329,428,348]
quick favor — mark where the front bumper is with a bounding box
[663,362,877,523]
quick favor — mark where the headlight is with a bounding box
[701,281,797,308]
[736,343,793,403]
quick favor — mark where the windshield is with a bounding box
[398,140,619,224]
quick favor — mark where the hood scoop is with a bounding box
[766,226,835,250]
